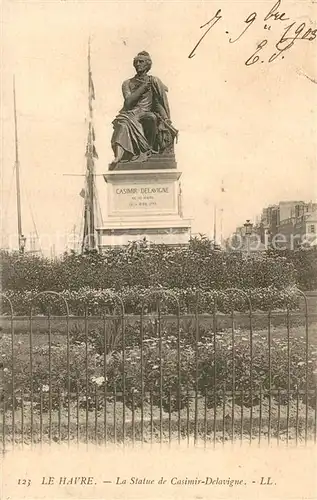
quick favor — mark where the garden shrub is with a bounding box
[267,247,317,291]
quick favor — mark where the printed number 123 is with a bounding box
[18,479,31,487]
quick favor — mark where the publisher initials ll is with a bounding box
[260,476,273,485]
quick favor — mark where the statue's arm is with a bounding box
[155,102,169,120]
[151,77,171,121]
[152,76,168,92]
[122,79,150,110]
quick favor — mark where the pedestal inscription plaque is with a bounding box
[112,184,175,214]
[104,169,180,217]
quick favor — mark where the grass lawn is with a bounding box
[1,313,317,339]
[1,320,317,349]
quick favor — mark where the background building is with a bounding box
[229,200,317,252]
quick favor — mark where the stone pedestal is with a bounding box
[96,157,191,249]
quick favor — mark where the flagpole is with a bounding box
[220,179,225,248]
[213,204,217,248]
[13,77,26,254]
[88,37,95,250]
[82,37,96,253]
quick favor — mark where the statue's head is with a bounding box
[133,51,152,74]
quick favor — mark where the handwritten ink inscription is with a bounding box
[188,0,316,66]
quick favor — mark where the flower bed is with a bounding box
[2,324,316,411]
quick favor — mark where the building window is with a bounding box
[309,225,315,233]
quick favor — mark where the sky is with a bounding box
[1,0,316,255]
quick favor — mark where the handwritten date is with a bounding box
[188,0,316,66]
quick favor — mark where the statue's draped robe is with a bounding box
[111,76,176,162]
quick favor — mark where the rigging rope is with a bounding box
[93,176,103,226]
[22,184,43,256]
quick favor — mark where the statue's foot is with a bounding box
[109,159,119,171]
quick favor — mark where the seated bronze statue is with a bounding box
[110,51,178,169]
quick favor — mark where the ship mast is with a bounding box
[13,77,26,254]
[213,204,217,248]
[82,38,98,252]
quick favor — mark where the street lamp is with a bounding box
[19,234,26,254]
[265,229,271,250]
[244,220,253,256]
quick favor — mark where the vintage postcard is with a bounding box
[1,0,316,498]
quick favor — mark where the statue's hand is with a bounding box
[144,79,152,91]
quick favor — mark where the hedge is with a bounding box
[2,285,301,315]
[1,237,298,293]
[267,247,317,291]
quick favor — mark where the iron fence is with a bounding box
[0,288,316,449]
